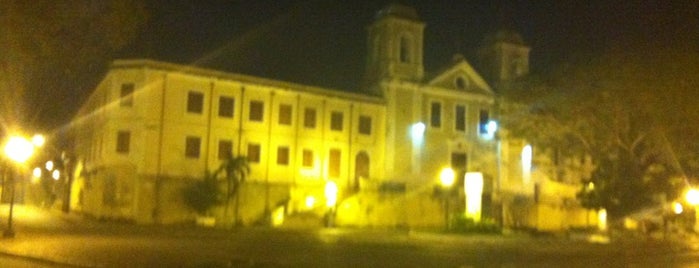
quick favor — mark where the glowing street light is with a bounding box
[52,169,60,181]
[464,172,484,222]
[685,188,699,232]
[439,167,455,230]
[439,168,455,188]
[45,160,54,171]
[3,134,42,238]
[324,181,339,227]
[686,188,699,206]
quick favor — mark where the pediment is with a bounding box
[426,59,493,95]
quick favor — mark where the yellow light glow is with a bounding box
[521,144,532,184]
[587,182,595,191]
[271,206,285,227]
[4,136,35,164]
[325,181,338,207]
[45,160,54,171]
[464,172,484,221]
[52,170,60,180]
[439,168,455,187]
[686,189,699,206]
[31,167,42,184]
[598,209,608,231]
[673,201,684,215]
[305,196,316,209]
[31,134,45,147]
[411,122,426,144]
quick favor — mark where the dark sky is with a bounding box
[116,0,697,92]
[37,0,695,133]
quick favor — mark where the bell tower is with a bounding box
[478,29,530,84]
[362,4,425,95]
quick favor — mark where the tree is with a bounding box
[0,0,147,129]
[215,155,250,227]
[183,171,223,216]
[501,40,699,218]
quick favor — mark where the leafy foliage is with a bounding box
[183,171,222,215]
[0,0,147,128]
[501,41,699,218]
[450,215,501,234]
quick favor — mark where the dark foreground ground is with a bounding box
[0,205,697,267]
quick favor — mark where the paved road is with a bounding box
[0,206,698,267]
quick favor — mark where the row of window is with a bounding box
[429,101,490,134]
[187,92,374,135]
[116,131,342,177]
[119,84,373,135]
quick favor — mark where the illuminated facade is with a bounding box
[69,4,597,230]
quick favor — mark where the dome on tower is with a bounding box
[375,4,420,21]
[482,29,526,46]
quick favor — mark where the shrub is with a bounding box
[450,215,501,234]
[183,173,222,215]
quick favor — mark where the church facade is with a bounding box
[69,4,599,230]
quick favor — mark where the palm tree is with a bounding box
[215,155,250,227]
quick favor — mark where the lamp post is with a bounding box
[439,168,455,230]
[3,135,42,238]
[685,188,699,232]
[324,180,338,227]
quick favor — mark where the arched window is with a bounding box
[354,152,370,192]
[400,36,411,63]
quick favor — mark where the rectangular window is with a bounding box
[116,131,130,153]
[187,91,204,114]
[218,140,233,160]
[302,149,313,167]
[185,136,201,158]
[278,104,292,125]
[329,149,341,178]
[247,143,261,163]
[277,146,289,165]
[249,100,264,121]
[430,102,442,128]
[455,105,466,131]
[330,111,343,131]
[359,115,372,135]
[304,108,316,128]
[479,109,489,134]
[120,83,134,107]
[218,96,235,118]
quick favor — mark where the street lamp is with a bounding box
[439,168,455,230]
[3,134,41,238]
[324,180,338,227]
[685,188,699,232]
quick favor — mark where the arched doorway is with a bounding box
[354,152,370,193]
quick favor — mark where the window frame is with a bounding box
[276,146,290,166]
[218,140,233,160]
[249,100,264,122]
[185,136,201,159]
[330,111,343,131]
[120,83,134,107]
[430,101,442,128]
[218,96,235,118]
[116,130,130,154]
[302,149,314,167]
[187,91,204,114]
[303,108,317,128]
[247,143,261,163]
[328,149,341,178]
[278,104,293,125]
[455,104,466,132]
[358,115,372,135]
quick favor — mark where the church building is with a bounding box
[69,4,598,230]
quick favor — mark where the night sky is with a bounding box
[43,0,699,131]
